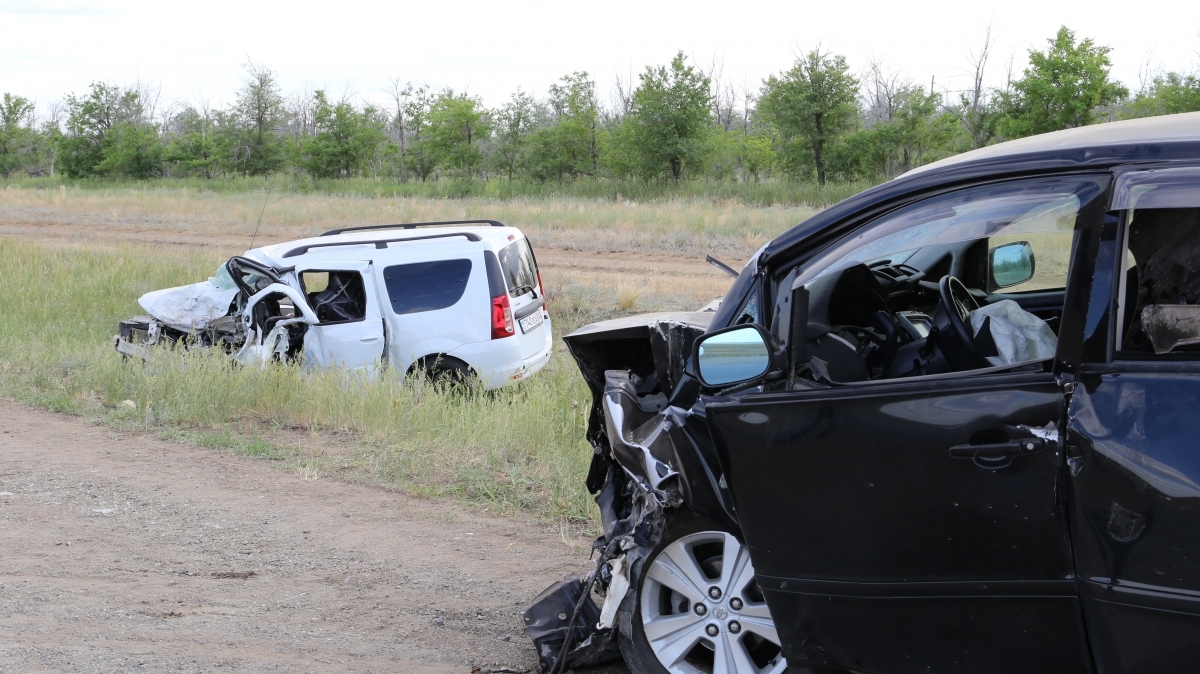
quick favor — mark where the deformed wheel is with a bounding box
[621,513,788,674]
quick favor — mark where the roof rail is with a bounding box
[320,219,506,237]
[282,231,481,258]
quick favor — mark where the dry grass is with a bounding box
[0,187,812,524]
[0,184,814,259]
[0,236,718,524]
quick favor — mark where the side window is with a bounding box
[301,270,367,324]
[1114,168,1200,357]
[782,176,1108,383]
[734,286,760,325]
[382,259,472,315]
[497,240,539,297]
[985,197,1078,292]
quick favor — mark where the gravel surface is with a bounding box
[0,401,628,673]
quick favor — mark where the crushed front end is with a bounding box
[524,311,742,672]
[114,256,317,366]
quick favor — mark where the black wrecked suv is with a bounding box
[524,112,1200,674]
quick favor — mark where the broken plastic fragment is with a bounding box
[598,555,629,629]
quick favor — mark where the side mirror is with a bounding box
[989,241,1035,290]
[694,324,776,388]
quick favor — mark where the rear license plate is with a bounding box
[519,310,544,334]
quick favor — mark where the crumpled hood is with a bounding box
[138,280,239,331]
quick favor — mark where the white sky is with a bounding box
[2,0,1198,115]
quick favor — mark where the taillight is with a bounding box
[491,293,514,339]
[536,271,546,312]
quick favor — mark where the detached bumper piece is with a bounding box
[523,575,620,673]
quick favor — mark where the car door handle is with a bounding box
[949,438,1044,459]
[360,335,380,342]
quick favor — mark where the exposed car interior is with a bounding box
[795,238,1062,383]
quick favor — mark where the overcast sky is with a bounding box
[2,0,1198,114]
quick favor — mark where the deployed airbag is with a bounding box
[968,300,1057,366]
[137,278,239,331]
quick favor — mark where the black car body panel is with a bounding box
[530,113,1200,674]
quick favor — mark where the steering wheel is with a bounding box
[938,275,990,369]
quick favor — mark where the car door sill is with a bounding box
[757,575,1078,598]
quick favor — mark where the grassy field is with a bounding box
[0,186,819,526]
[0,182,817,258]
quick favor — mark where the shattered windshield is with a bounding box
[795,177,1104,288]
[209,263,236,290]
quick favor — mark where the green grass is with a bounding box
[0,237,656,524]
[6,174,874,209]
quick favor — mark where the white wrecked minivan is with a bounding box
[115,220,552,388]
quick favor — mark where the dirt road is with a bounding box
[0,401,618,673]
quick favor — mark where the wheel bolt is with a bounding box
[708,587,722,600]
[706,624,720,637]
[728,621,742,634]
[694,603,707,616]
[729,597,743,611]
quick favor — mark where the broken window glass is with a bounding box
[1115,168,1200,355]
[301,270,368,323]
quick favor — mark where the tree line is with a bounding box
[1,26,1198,187]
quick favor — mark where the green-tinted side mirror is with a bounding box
[989,241,1035,289]
[695,325,771,388]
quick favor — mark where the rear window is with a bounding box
[382,259,472,315]
[497,239,539,297]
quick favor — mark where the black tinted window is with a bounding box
[383,259,472,315]
[497,239,538,297]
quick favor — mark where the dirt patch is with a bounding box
[0,401,626,673]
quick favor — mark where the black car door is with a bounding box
[704,175,1114,674]
[1065,167,1200,674]
[706,372,1087,674]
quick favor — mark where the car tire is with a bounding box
[413,355,472,388]
[619,510,792,674]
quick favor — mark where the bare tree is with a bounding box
[863,57,908,126]
[611,67,635,118]
[966,24,995,122]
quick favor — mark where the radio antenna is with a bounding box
[249,185,273,250]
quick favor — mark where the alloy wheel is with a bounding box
[640,531,787,674]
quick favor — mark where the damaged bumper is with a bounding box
[525,311,741,672]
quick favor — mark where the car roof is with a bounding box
[902,111,1200,178]
[245,225,525,268]
[761,112,1200,264]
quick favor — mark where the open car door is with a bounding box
[294,260,385,371]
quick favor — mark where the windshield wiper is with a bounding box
[511,283,538,298]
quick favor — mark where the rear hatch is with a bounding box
[497,237,549,359]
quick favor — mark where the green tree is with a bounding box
[398,86,437,181]
[299,91,388,178]
[95,121,163,178]
[1123,71,1200,118]
[491,89,539,179]
[232,61,286,176]
[0,93,36,177]
[59,83,132,177]
[759,48,859,184]
[626,52,712,180]
[998,26,1128,138]
[525,72,600,180]
[851,87,958,179]
[426,90,489,178]
[165,105,227,178]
